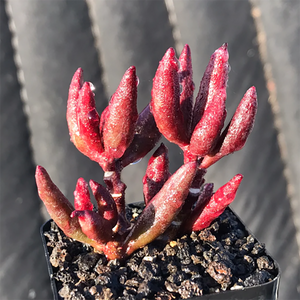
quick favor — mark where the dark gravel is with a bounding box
[43,204,278,300]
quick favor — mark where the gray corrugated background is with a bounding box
[0,0,299,299]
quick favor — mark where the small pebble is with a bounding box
[169,241,177,247]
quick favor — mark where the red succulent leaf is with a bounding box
[71,210,113,244]
[151,48,189,147]
[35,166,82,238]
[74,178,93,211]
[67,69,103,163]
[67,68,83,142]
[201,87,258,168]
[191,174,243,231]
[181,183,214,233]
[120,104,162,168]
[192,43,229,132]
[102,66,138,159]
[77,82,103,160]
[124,161,198,256]
[89,180,118,229]
[179,44,194,137]
[143,143,171,205]
[189,90,227,156]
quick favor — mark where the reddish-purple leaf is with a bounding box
[74,178,93,211]
[192,44,229,132]
[67,68,83,143]
[151,48,189,147]
[201,87,257,168]
[102,66,138,159]
[119,104,162,168]
[89,180,118,229]
[143,143,171,205]
[192,174,243,231]
[35,166,81,238]
[189,90,227,156]
[67,69,103,163]
[179,44,194,137]
[124,161,198,256]
[77,82,103,160]
[71,210,112,244]
[181,183,214,233]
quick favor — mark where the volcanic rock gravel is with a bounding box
[43,204,278,300]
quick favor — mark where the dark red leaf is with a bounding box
[143,143,170,205]
[192,44,229,132]
[74,178,93,211]
[192,174,243,231]
[89,180,118,229]
[151,48,189,147]
[102,66,138,159]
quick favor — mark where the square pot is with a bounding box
[41,204,280,300]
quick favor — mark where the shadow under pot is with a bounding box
[41,203,280,300]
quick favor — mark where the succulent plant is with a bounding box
[36,44,257,260]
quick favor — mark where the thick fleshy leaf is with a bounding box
[35,166,82,239]
[67,68,83,142]
[151,48,189,147]
[192,44,229,132]
[120,104,162,168]
[189,90,227,156]
[102,66,138,159]
[67,69,103,163]
[89,180,118,228]
[191,174,243,231]
[179,44,194,137]
[74,178,93,211]
[180,183,214,233]
[201,87,258,168]
[124,161,198,256]
[143,143,170,205]
[71,210,112,244]
[76,82,103,161]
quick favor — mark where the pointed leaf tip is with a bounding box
[191,174,243,232]
[67,68,104,163]
[102,66,138,160]
[216,43,229,60]
[143,143,170,205]
[35,165,82,238]
[222,42,228,50]
[200,87,257,168]
[151,47,189,147]
[192,44,229,132]
[74,178,93,211]
[179,44,194,137]
[165,47,177,60]
[89,180,118,228]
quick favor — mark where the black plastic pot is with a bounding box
[41,206,280,300]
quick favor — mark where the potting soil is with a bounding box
[44,204,277,300]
